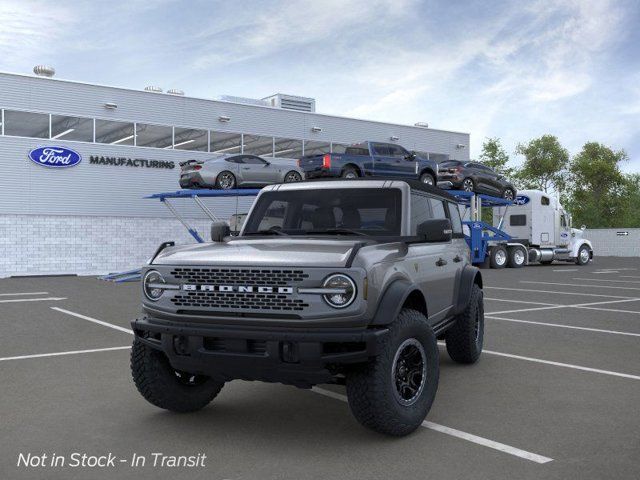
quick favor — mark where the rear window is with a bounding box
[344,147,370,156]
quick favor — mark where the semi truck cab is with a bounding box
[496,190,593,265]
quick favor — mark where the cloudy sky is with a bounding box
[1,0,639,170]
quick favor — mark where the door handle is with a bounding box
[453,255,463,263]
[436,258,447,267]
[242,167,250,170]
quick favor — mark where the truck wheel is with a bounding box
[489,245,507,269]
[576,245,591,265]
[346,309,439,436]
[445,283,484,364]
[131,338,224,413]
[341,166,359,179]
[507,246,526,268]
[419,172,435,185]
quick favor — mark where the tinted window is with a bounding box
[410,194,433,235]
[541,196,550,206]
[136,123,173,148]
[510,214,527,226]
[429,198,447,220]
[244,188,402,236]
[225,156,243,163]
[242,155,267,165]
[345,147,370,156]
[448,202,463,235]
[387,145,408,158]
[372,143,391,156]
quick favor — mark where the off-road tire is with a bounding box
[131,338,224,413]
[346,309,439,436]
[341,166,359,179]
[489,245,508,269]
[507,246,526,268]
[575,245,591,266]
[419,172,435,185]
[215,171,236,190]
[445,284,484,364]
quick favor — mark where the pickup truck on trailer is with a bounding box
[131,179,484,436]
[298,141,439,185]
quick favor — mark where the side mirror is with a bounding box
[416,219,452,242]
[211,221,230,242]
[404,152,416,160]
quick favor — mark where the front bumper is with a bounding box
[132,316,388,387]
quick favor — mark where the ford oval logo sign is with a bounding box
[514,195,530,205]
[28,146,82,168]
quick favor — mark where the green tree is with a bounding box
[619,174,640,227]
[566,142,628,228]
[514,135,569,193]
[479,137,514,177]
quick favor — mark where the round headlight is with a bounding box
[143,270,166,301]
[322,274,356,308]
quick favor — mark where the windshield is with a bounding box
[243,188,402,236]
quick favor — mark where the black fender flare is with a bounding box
[371,279,423,326]
[454,265,483,315]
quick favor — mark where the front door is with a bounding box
[239,155,274,185]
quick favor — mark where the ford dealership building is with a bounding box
[0,69,470,277]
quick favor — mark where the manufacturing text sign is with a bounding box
[28,146,82,168]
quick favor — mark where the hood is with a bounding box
[152,238,362,267]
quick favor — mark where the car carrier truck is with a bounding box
[493,189,593,266]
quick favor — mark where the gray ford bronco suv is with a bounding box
[131,179,484,436]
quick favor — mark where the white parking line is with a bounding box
[482,349,640,381]
[51,307,133,335]
[0,297,67,304]
[485,298,559,306]
[311,387,553,464]
[521,281,640,291]
[487,298,640,316]
[486,315,640,337]
[573,278,640,284]
[0,346,131,362]
[486,286,637,299]
[0,292,49,296]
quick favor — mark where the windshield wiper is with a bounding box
[244,229,288,236]
[306,228,367,236]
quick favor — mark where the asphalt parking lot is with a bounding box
[1,257,640,480]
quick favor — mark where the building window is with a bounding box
[135,123,173,149]
[303,140,331,156]
[273,137,303,158]
[244,135,274,156]
[4,110,49,138]
[173,127,208,151]
[210,131,243,154]
[50,114,94,142]
[95,119,135,145]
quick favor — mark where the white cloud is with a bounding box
[0,1,75,65]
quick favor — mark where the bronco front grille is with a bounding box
[170,292,309,311]
[170,268,309,286]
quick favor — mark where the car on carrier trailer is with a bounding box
[131,179,484,436]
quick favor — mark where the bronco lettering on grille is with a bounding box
[182,285,294,294]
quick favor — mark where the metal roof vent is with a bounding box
[262,93,316,112]
[144,86,163,93]
[33,65,55,77]
[414,122,429,128]
[167,89,184,96]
